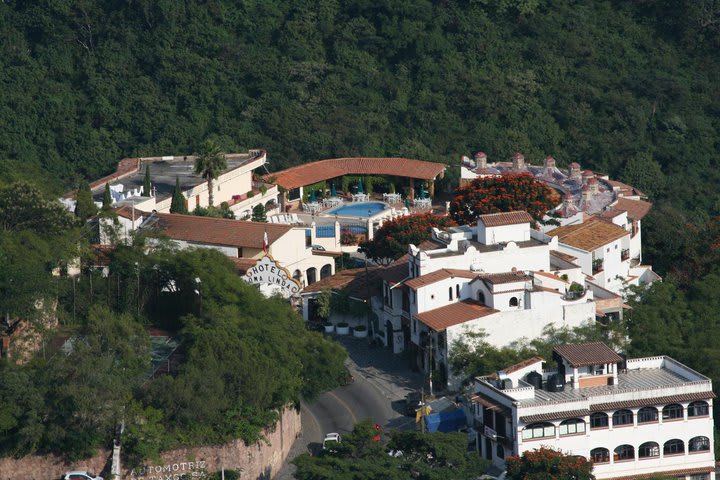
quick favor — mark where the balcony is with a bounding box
[592,258,604,275]
[621,249,630,261]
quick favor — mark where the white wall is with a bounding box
[477,222,531,245]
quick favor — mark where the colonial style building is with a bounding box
[467,342,715,480]
[373,211,605,388]
[65,150,279,220]
[460,152,658,296]
[138,213,335,294]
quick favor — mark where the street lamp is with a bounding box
[134,262,140,317]
[194,277,202,315]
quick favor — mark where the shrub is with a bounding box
[354,325,367,331]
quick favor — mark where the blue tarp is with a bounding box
[424,409,467,433]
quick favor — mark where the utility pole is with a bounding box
[428,334,434,397]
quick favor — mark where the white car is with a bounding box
[63,471,104,480]
[322,432,341,450]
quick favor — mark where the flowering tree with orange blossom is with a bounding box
[359,213,456,264]
[449,173,560,225]
[506,447,594,480]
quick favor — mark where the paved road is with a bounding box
[273,335,423,479]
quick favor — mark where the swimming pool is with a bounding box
[328,202,388,217]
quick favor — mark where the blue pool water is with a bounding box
[328,202,387,217]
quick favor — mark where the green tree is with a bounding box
[74,180,97,221]
[293,419,487,480]
[506,447,594,480]
[449,173,558,225]
[169,177,187,214]
[0,181,73,235]
[194,139,226,207]
[620,152,666,200]
[102,182,112,210]
[251,203,267,222]
[42,305,151,459]
[359,213,456,265]
[143,164,152,197]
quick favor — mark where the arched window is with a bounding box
[614,444,634,461]
[509,297,519,307]
[477,291,486,304]
[662,403,683,420]
[591,447,609,463]
[456,284,460,298]
[293,269,302,282]
[689,436,710,452]
[638,442,659,458]
[637,406,658,424]
[688,401,709,417]
[612,409,633,426]
[664,439,684,455]
[448,287,453,300]
[590,412,609,429]
[320,264,332,279]
[559,418,586,436]
[521,422,555,440]
[496,445,505,459]
[306,267,317,285]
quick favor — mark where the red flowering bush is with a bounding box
[359,213,456,264]
[506,447,594,480]
[450,173,559,225]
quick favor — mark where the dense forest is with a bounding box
[3,0,720,465]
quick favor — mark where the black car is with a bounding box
[404,392,422,416]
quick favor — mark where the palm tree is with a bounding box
[193,139,227,207]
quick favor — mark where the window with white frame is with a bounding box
[559,418,585,436]
[522,423,555,440]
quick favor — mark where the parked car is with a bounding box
[311,244,326,251]
[63,472,103,480]
[323,432,341,451]
[404,391,423,416]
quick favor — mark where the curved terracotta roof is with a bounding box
[266,157,446,190]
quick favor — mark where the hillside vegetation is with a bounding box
[2,1,719,211]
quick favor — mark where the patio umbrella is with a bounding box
[357,178,364,194]
[331,183,337,197]
[310,190,317,203]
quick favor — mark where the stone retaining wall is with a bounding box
[0,407,301,480]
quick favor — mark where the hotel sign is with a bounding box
[244,255,301,297]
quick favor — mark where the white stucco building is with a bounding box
[70,150,280,220]
[459,152,659,296]
[467,342,715,480]
[138,213,335,294]
[373,211,608,389]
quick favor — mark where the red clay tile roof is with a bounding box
[550,250,578,262]
[415,300,498,331]
[553,342,623,367]
[302,266,383,300]
[520,409,591,424]
[604,467,714,480]
[266,157,446,190]
[378,255,410,285]
[547,218,628,252]
[606,179,647,199]
[503,356,544,374]
[590,391,716,412]
[470,393,508,413]
[151,213,293,249]
[230,257,258,274]
[114,205,146,220]
[613,197,652,221]
[477,211,533,227]
[479,271,532,285]
[405,269,478,290]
